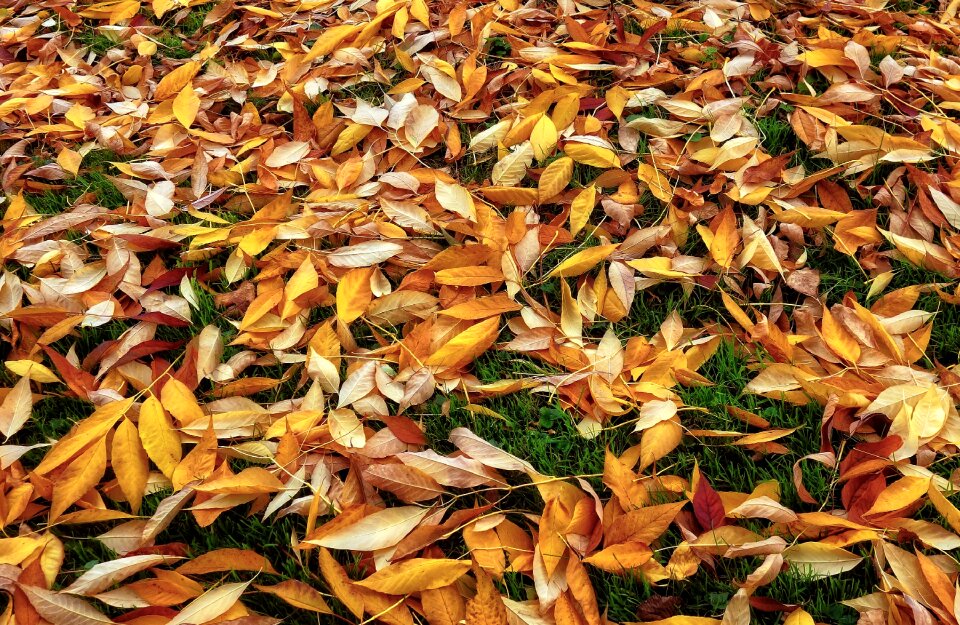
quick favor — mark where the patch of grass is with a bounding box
[617,283,722,338]
[648,24,709,56]
[573,162,605,187]
[18,395,88,445]
[758,565,871,625]
[656,556,869,624]
[420,391,630,486]
[675,342,830,506]
[339,81,387,105]
[590,570,652,621]
[180,4,213,36]
[58,171,124,210]
[24,150,127,214]
[702,46,721,68]
[73,28,120,55]
[756,114,794,156]
[156,33,193,59]
[455,156,496,185]
[484,36,512,61]
[623,17,644,36]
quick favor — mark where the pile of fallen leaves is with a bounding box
[2,0,960,621]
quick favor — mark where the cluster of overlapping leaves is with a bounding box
[2,0,960,622]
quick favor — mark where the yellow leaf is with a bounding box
[503,113,543,148]
[797,48,850,68]
[255,580,332,613]
[167,581,250,625]
[566,556,601,625]
[138,39,157,55]
[161,378,205,425]
[864,475,930,515]
[332,123,373,155]
[720,291,754,332]
[564,143,620,169]
[356,559,471,594]
[113,417,148,514]
[0,537,43,566]
[57,147,82,177]
[51,437,107,521]
[605,86,631,120]
[307,506,429,550]
[774,206,846,228]
[319,549,364,617]
[173,85,200,128]
[538,156,573,202]
[0,375,33,438]
[6,360,59,384]
[782,542,862,577]
[438,294,521,320]
[721,588,750,625]
[927,482,960,535]
[639,417,683,470]
[435,178,477,221]
[422,586,466,625]
[171,422,217,491]
[466,567,507,625]
[328,408,365,448]
[425,317,501,369]
[560,279,582,341]
[547,243,618,278]
[153,0,177,19]
[409,0,430,26]
[35,398,131,475]
[709,207,738,268]
[155,62,200,100]
[569,185,596,238]
[179,549,278,575]
[584,542,653,572]
[820,306,860,364]
[283,258,319,319]
[435,266,503,286]
[305,23,362,61]
[478,187,539,205]
[624,615,721,625]
[627,256,690,279]
[551,93,580,130]
[784,609,815,625]
[637,162,673,203]
[531,115,558,161]
[193,467,284,494]
[336,267,374,323]
[138,395,182,478]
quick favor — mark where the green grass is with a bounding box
[756,115,794,156]
[179,4,214,35]
[483,36,512,63]
[24,150,126,214]
[674,342,832,508]
[73,28,120,55]
[156,33,194,59]
[421,390,631,483]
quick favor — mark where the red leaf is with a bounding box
[749,597,798,612]
[692,475,726,530]
[381,415,427,445]
[42,346,95,397]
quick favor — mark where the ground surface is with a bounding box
[1,0,960,623]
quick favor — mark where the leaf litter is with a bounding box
[0,0,960,622]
